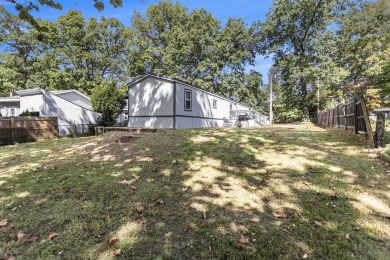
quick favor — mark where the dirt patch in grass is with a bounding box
[0,123,389,259]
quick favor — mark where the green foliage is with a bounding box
[19,110,31,116]
[2,0,122,30]
[337,0,390,83]
[131,1,259,106]
[274,107,302,123]
[91,82,126,126]
[379,60,390,95]
[257,0,356,118]
[0,9,133,96]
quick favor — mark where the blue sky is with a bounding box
[1,0,275,82]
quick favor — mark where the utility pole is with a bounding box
[269,74,273,126]
[317,78,320,114]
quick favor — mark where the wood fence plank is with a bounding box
[353,98,358,134]
[360,98,374,147]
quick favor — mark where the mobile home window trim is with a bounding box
[213,99,217,109]
[184,89,192,111]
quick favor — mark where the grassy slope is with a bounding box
[0,123,389,259]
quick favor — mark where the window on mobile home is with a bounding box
[213,99,217,109]
[185,89,192,111]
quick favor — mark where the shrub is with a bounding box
[91,82,126,127]
[274,108,303,123]
[19,110,31,116]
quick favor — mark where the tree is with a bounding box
[256,0,356,118]
[0,7,45,93]
[378,60,390,95]
[91,82,126,126]
[2,0,122,30]
[47,10,132,94]
[131,1,258,106]
[337,0,390,82]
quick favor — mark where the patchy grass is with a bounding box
[0,123,389,259]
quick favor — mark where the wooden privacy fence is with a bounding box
[0,116,58,145]
[317,97,374,146]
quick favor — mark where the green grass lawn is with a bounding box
[1,123,389,259]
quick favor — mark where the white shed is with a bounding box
[127,74,269,129]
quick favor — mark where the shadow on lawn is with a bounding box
[0,124,389,259]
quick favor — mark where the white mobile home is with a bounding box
[127,74,269,129]
[0,96,20,117]
[15,88,100,135]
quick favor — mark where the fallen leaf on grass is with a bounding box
[273,212,286,218]
[17,231,25,242]
[155,199,164,205]
[2,224,14,232]
[108,236,119,245]
[238,236,249,244]
[135,203,144,212]
[48,232,59,240]
[0,219,8,227]
[314,220,322,227]
[129,188,136,195]
[21,234,38,244]
[113,249,121,256]
[263,196,272,202]
[102,215,111,222]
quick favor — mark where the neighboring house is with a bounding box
[117,98,129,125]
[0,96,20,116]
[13,88,100,136]
[127,74,269,129]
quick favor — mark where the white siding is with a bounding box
[54,92,92,110]
[128,117,173,128]
[0,101,20,116]
[176,83,231,117]
[128,77,174,128]
[176,117,222,128]
[20,94,44,113]
[41,91,100,135]
[232,103,249,111]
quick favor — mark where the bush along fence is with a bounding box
[0,116,58,145]
[317,97,375,147]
